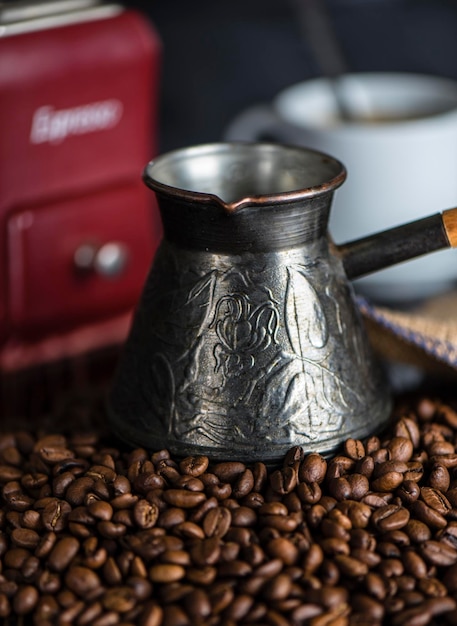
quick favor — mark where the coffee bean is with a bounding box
[320,537,350,556]
[344,439,365,460]
[337,501,371,529]
[410,500,447,529]
[266,537,298,565]
[65,565,101,596]
[11,527,40,549]
[178,455,208,477]
[394,417,420,448]
[427,463,450,491]
[102,586,136,613]
[365,571,387,600]
[371,471,404,492]
[48,536,80,571]
[334,554,368,577]
[231,506,257,527]
[41,498,71,532]
[436,521,457,549]
[299,453,327,484]
[37,444,75,465]
[391,606,432,626]
[203,506,231,538]
[327,455,355,479]
[283,446,304,466]
[13,584,39,614]
[252,462,267,492]
[346,473,369,500]
[429,453,457,468]
[183,587,211,620]
[190,536,221,566]
[223,593,254,621]
[229,469,253,499]
[135,601,163,626]
[397,480,421,504]
[417,576,447,598]
[420,486,451,515]
[387,437,414,462]
[149,564,185,583]
[260,513,298,532]
[133,499,159,529]
[420,540,457,566]
[162,489,206,508]
[212,462,246,483]
[97,520,127,538]
[371,504,410,532]
[65,477,95,506]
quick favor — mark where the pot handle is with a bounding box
[224,105,289,142]
[336,208,457,280]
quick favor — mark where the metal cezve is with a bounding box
[109,142,457,462]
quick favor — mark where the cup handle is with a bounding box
[224,105,286,142]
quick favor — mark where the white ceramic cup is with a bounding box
[225,73,457,303]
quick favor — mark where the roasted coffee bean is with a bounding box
[371,504,410,532]
[420,486,451,514]
[387,437,414,462]
[65,477,95,506]
[297,481,322,504]
[394,417,420,448]
[231,505,257,527]
[133,499,159,529]
[428,463,451,491]
[436,521,457,549]
[397,480,421,504]
[232,469,254,498]
[344,439,365,460]
[95,519,126,538]
[270,466,297,494]
[4,547,31,569]
[420,540,457,566]
[190,536,221,566]
[405,519,432,543]
[37,569,60,594]
[429,453,457,468]
[266,537,298,565]
[284,446,304,467]
[212,462,246,483]
[337,501,371,529]
[326,455,355,480]
[10,527,40,549]
[148,563,186,584]
[371,471,404,492]
[163,489,206,509]
[203,506,231,538]
[299,453,327,484]
[65,565,101,596]
[48,536,80,571]
[327,476,352,501]
[178,455,209,477]
[252,462,267,492]
[410,500,447,529]
[12,584,39,615]
[346,473,369,500]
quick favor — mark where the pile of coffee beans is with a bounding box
[3,395,457,625]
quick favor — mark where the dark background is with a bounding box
[123,0,457,153]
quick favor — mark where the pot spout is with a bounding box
[337,207,457,280]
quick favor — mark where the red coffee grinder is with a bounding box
[0,0,162,377]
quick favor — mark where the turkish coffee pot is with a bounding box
[109,142,457,462]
